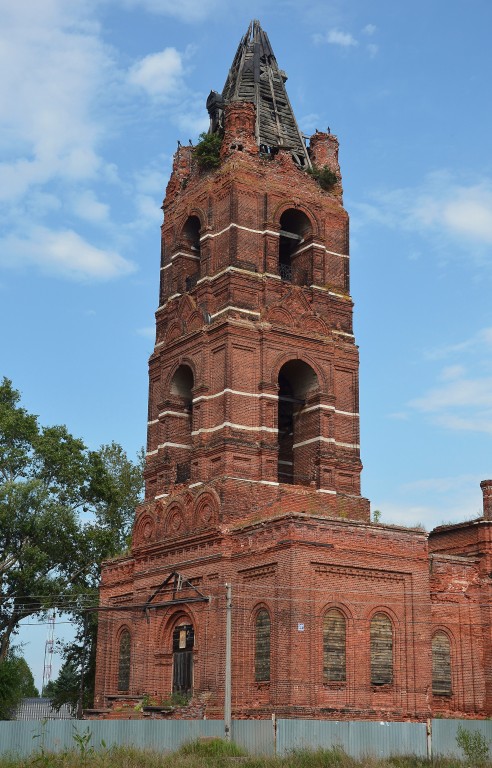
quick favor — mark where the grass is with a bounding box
[0,740,485,768]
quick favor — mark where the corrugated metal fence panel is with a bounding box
[432,718,492,759]
[276,719,427,758]
[0,720,225,758]
[231,719,274,756]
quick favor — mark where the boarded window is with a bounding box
[370,613,393,685]
[323,609,346,682]
[118,630,131,692]
[432,631,452,695]
[255,609,271,682]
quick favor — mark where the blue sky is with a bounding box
[2,0,492,686]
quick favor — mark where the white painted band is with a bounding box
[293,437,360,449]
[193,388,277,404]
[192,422,277,436]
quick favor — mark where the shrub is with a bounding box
[307,165,339,191]
[193,132,222,170]
[456,724,490,766]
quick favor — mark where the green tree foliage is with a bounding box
[193,132,222,170]
[0,653,38,719]
[0,378,144,714]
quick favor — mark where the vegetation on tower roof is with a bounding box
[193,132,222,170]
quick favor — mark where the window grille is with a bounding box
[255,609,271,682]
[117,630,131,692]
[176,462,191,483]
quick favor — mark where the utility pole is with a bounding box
[224,582,232,741]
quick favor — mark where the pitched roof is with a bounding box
[15,697,73,720]
[208,20,310,168]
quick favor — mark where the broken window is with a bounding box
[117,629,131,692]
[255,609,271,682]
[432,631,452,695]
[370,613,393,686]
[172,623,194,694]
[323,609,346,682]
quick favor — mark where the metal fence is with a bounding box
[1,717,490,759]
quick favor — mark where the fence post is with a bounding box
[224,583,232,741]
[426,718,432,761]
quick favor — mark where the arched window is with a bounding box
[277,360,319,485]
[323,609,346,682]
[172,623,194,695]
[117,629,131,692]
[279,209,311,284]
[181,216,201,291]
[432,631,452,695]
[255,609,271,682]
[370,613,393,686]
[170,365,194,483]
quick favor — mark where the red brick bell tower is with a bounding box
[94,21,438,722]
[144,39,369,523]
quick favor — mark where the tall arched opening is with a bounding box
[279,209,312,285]
[169,364,194,483]
[277,360,319,485]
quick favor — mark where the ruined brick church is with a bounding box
[94,21,492,720]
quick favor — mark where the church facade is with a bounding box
[93,21,492,721]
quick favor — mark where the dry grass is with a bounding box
[0,740,479,768]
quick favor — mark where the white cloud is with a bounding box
[71,190,110,223]
[128,48,185,101]
[410,376,492,412]
[424,327,492,360]
[0,227,136,281]
[363,24,377,36]
[313,28,358,47]
[300,113,321,134]
[0,1,112,202]
[119,0,223,22]
[355,173,492,260]
[367,43,379,58]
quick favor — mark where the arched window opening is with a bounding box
[279,209,311,284]
[172,623,194,695]
[432,631,452,695]
[170,365,194,483]
[323,609,346,682]
[370,613,393,686]
[277,360,319,485]
[181,215,201,291]
[117,630,131,692]
[255,609,271,682]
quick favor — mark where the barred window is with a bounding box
[323,609,346,682]
[118,630,131,692]
[370,613,393,685]
[432,631,452,695]
[255,609,271,682]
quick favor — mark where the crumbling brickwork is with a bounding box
[93,21,492,722]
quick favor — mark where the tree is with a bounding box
[0,378,144,712]
[0,653,38,719]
